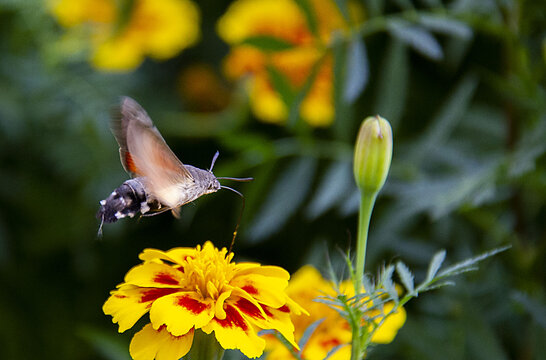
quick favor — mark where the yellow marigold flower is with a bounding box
[217,0,361,127]
[265,265,406,360]
[50,0,200,72]
[49,0,115,27]
[103,241,305,360]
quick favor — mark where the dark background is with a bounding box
[0,0,545,359]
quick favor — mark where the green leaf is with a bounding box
[425,250,446,283]
[410,74,478,163]
[287,56,325,128]
[437,245,510,278]
[332,0,350,22]
[396,261,415,294]
[388,20,443,60]
[78,327,130,360]
[343,37,369,103]
[266,64,296,108]
[305,161,353,219]
[241,35,295,52]
[512,292,546,329]
[374,38,408,128]
[381,265,398,302]
[298,318,325,349]
[247,157,317,242]
[294,0,318,36]
[332,33,353,140]
[418,15,473,39]
[324,344,349,359]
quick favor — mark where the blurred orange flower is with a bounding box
[217,0,361,127]
[265,265,406,360]
[178,64,231,112]
[49,0,200,72]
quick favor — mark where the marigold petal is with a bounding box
[124,262,184,288]
[235,265,290,279]
[150,292,214,336]
[215,290,232,320]
[202,304,265,358]
[103,286,179,332]
[130,324,194,360]
[370,304,406,344]
[258,304,298,349]
[139,248,195,264]
[231,274,288,308]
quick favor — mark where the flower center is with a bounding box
[182,243,235,299]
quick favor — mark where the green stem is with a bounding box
[354,191,377,293]
[183,329,225,360]
[351,191,377,360]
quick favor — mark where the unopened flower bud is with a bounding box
[353,115,393,194]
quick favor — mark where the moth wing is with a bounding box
[111,97,194,208]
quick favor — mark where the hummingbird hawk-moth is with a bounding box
[97,97,250,232]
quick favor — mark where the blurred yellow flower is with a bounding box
[265,265,406,360]
[217,0,361,127]
[103,241,305,359]
[49,0,200,72]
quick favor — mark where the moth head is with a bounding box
[207,177,221,194]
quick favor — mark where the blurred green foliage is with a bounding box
[0,0,545,359]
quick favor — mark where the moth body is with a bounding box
[97,97,227,229]
[97,178,162,223]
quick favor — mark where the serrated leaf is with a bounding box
[381,265,398,301]
[343,37,369,103]
[241,35,295,52]
[418,15,473,39]
[396,261,415,294]
[425,250,446,283]
[247,157,317,242]
[388,20,443,60]
[324,344,349,360]
[298,318,325,349]
[362,276,375,293]
[421,280,456,291]
[437,245,510,278]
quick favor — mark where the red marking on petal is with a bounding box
[216,305,248,331]
[153,272,179,286]
[241,285,259,295]
[320,337,342,348]
[114,294,127,299]
[176,295,208,314]
[235,298,264,320]
[262,306,273,317]
[140,288,180,303]
[278,305,290,313]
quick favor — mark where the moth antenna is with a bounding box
[216,176,254,182]
[209,151,220,171]
[221,185,246,254]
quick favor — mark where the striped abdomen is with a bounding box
[97,178,161,223]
